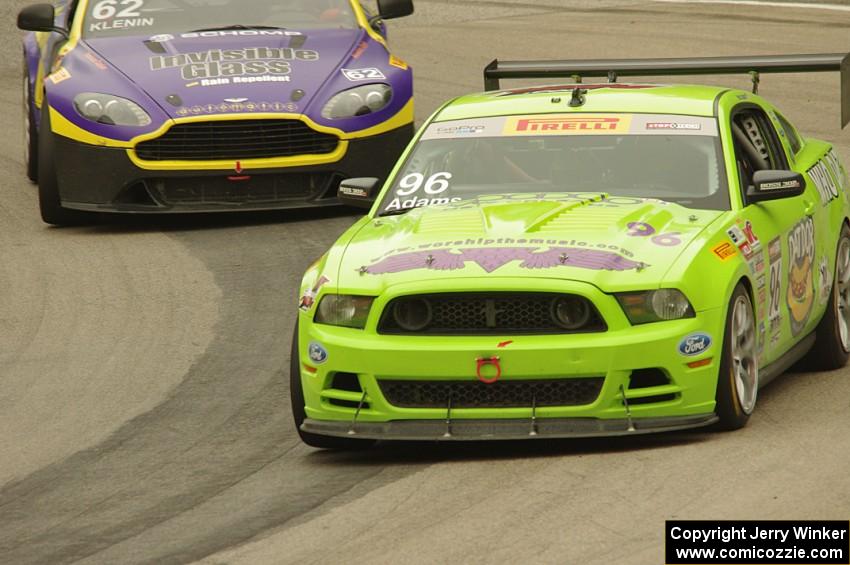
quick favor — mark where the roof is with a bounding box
[433,83,735,122]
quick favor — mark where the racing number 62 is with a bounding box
[92,0,144,20]
[396,172,453,196]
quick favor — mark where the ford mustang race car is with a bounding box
[291,54,850,448]
[18,0,414,225]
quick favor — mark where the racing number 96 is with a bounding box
[396,172,453,196]
[627,222,682,247]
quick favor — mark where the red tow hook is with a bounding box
[476,356,502,384]
[228,160,251,181]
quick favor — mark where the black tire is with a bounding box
[715,283,759,431]
[800,223,850,371]
[37,102,90,226]
[289,321,375,449]
[23,62,38,183]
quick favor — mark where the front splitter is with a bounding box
[302,413,718,441]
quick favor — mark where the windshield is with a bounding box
[378,113,729,216]
[83,0,359,38]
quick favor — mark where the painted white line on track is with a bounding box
[654,0,850,12]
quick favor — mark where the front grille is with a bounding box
[379,378,605,408]
[148,173,339,205]
[378,293,606,335]
[135,119,339,161]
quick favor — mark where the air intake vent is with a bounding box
[627,368,676,405]
[135,119,339,161]
[379,378,605,408]
[150,173,339,205]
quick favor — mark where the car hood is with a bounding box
[336,195,723,293]
[84,29,361,119]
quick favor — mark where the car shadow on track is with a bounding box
[45,206,362,234]
[305,429,716,467]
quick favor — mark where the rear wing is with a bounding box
[483,54,850,128]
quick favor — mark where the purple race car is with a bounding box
[18,0,414,224]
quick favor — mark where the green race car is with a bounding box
[291,54,850,448]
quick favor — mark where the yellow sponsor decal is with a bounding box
[48,68,72,85]
[504,114,632,135]
[389,55,408,70]
[712,242,737,261]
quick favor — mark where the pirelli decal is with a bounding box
[505,114,632,135]
[422,114,718,141]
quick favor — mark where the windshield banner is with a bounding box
[422,114,718,140]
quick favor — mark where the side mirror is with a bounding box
[338,177,381,210]
[18,4,67,37]
[747,170,806,203]
[377,0,414,20]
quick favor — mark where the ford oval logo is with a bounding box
[308,342,328,365]
[679,333,712,356]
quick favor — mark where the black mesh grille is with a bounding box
[148,173,339,205]
[134,119,339,161]
[378,293,606,335]
[379,378,605,408]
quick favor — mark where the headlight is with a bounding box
[616,289,695,325]
[73,93,152,127]
[315,295,374,329]
[321,84,392,120]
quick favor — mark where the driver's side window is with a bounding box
[731,106,789,194]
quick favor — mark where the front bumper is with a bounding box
[303,414,718,441]
[51,124,413,213]
[298,278,726,440]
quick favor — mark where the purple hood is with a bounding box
[84,29,360,120]
[40,25,413,143]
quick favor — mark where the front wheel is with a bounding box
[38,102,90,226]
[289,321,375,450]
[715,283,759,430]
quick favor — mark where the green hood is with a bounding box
[336,195,723,293]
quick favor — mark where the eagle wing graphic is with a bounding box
[459,247,535,272]
[366,249,465,274]
[520,247,643,271]
[427,249,467,271]
[519,247,567,269]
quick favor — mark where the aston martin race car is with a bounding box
[291,54,850,448]
[18,0,414,225]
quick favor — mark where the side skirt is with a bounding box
[758,332,816,388]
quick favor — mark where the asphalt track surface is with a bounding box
[0,1,849,564]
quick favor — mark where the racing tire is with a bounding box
[37,102,90,226]
[801,223,850,371]
[23,62,38,183]
[289,321,376,450]
[715,283,759,430]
